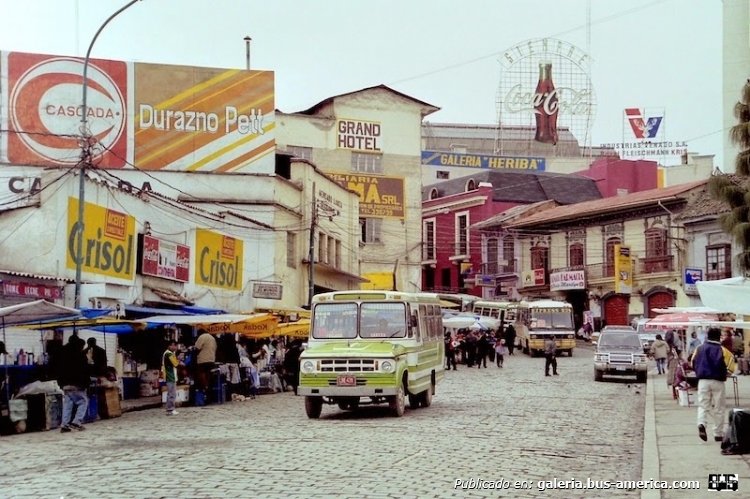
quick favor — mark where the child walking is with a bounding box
[495,339,509,368]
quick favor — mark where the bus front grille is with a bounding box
[320,359,376,372]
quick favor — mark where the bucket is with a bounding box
[677,389,693,407]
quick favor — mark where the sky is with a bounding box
[0,0,725,166]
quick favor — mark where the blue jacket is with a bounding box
[691,340,736,381]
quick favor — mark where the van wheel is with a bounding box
[304,396,323,419]
[389,383,406,417]
[637,372,647,384]
[594,370,603,382]
[568,349,574,357]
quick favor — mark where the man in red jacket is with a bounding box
[691,328,737,443]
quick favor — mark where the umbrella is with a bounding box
[271,319,310,339]
[442,314,499,331]
[645,312,719,330]
[144,313,276,337]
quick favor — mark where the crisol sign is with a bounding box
[6,52,127,167]
[496,38,596,147]
[66,198,136,280]
[195,229,243,290]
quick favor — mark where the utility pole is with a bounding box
[74,0,143,309]
[244,36,252,70]
[307,183,316,307]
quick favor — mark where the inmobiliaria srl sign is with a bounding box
[1,51,275,173]
[139,235,190,282]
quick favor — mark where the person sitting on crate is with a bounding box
[57,335,89,433]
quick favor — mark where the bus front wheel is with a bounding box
[305,396,323,419]
[389,383,406,417]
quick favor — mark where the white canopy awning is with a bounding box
[0,300,79,326]
[697,277,750,316]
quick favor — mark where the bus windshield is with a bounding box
[311,302,407,339]
[530,310,573,330]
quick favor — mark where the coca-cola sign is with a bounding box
[140,235,190,282]
[504,84,594,116]
[496,38,596,147]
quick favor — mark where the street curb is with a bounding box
[641,371,660,499]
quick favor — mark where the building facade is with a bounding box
[277,85,438,292]
[421,170,602,297]
[479,180,709,329]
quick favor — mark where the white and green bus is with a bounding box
[299,290,444,418]
[508,300,576,357]
[472,299,512,324]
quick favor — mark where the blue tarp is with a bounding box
[124,305,192,316]
[181,305,226,315]
[80,308,115,319]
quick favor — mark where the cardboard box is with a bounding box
[98,387,121,418]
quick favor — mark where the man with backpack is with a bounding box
[691,328,737,444]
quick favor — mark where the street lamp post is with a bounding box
[74,0,142,308]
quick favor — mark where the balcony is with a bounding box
[638,255,674,274]
[585,263,612,280]
[480,260,517,275]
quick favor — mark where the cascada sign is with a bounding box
[6,53,127,167]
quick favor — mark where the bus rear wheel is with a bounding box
[389,383,406,417]
[305,396,323,419]
[420,382,434,407]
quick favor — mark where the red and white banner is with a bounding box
[140,235,190,282]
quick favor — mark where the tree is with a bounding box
[709,80,750,276]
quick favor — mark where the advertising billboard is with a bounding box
[421,150,546,171]
[614,244,633,294]
[66,197,136,281]
[549,270,585,291]
[328,172,404,218]
[4,52,128,168]
[194,229,243,290]
[1,51,275,173]
[139,234,190,282]
[496,38,595,149]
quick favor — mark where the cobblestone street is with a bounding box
[0,342,646,498]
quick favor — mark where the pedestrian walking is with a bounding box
[495,339,508,368]
[650,334,669,374]
[476,332,490,368]
[691,327,737,443]
[162,340,180,416]
[504,324,516,356]
[544,336,558,376]
[445,334,458,371]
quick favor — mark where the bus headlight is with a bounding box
[380,360,395,373]
[301,360,316,374]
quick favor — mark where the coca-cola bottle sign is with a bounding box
[496,37,596,147]
[534,63,558,144]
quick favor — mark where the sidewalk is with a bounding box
[642,370,750,498]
